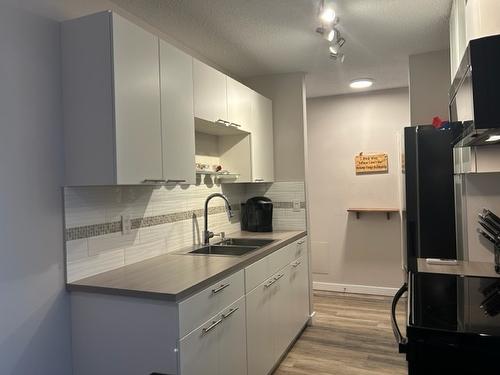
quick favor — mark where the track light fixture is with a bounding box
[316,0,346,62]
[316,26,337,42]
[319,0,336,24]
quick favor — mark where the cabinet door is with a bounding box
[112,14,163,184]
[227,77,252,132]
[219,298,247,375]
[270,266,293,360]
[246,280,274,375]
[289,256,310,337]
[193,59,228,123]
[159,40,196,185]
[179,315,220,375]
[251,93,275,182]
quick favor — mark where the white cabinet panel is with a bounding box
[180,297,246,375]
[160,40,196,184]
[466,0,500,42]
[179,313,220,375]
[289,255,310,336]
[251,92,274,182]
[219,298,247,375]
[227,77,252,132]
[246,279,275,375]
[270,265,293,360]
[193,59,228,123]
[112,14,163,184]
[179,270,244,338]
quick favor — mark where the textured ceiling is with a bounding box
[8,0,453,97]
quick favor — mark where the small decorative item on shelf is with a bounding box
[195,163,239,181]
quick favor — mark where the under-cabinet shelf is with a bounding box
[196,170,240,181]
[347,208,400,220]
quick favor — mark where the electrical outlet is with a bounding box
[292,199,301,212]
[121,214,131,235]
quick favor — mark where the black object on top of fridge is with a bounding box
[404,124,462,272]
[241,197,273,232]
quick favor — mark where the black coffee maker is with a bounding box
[241,197,273,232]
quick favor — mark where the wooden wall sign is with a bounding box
[355,152,389,174]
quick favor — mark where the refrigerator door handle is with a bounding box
[391,282,408,353]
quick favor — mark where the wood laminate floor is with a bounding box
[274,291,407,375]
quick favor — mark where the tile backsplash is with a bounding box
[64,181,307,282]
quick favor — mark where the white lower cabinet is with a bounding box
[246,279,276,375]
[219,298,248,375]
[180,297,247,375]
[289,255,310,339]
[70,237,308,375]
[179,316,219,375]
[246,236,310,375]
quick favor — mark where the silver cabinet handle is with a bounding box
[166,179,186,183]
[142,179,166,184]
[230,122,242,128]
[212,283,230,294]
[254,178,264,182]
[222,307,239,319]
[297,240,305,245]
[292,260,302,268]
[215,119,231,126]
[274,273,284,281]
[201,318,223,335]
[264,278,276,288]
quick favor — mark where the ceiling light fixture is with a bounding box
[330,53,345,63]
[329,37,345,54]
[350,79,374,89]
[316,26,337,42]
[316,0,345,63]
[320,7,336,23]
[326,28,336,42]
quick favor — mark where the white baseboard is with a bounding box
[313,281,398,296]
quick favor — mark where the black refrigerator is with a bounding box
[392,125,500,374]
[403,125,459,271]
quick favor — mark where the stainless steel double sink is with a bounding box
[188,238,275,256]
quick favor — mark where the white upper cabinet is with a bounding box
[450,0,500,81]
[465,0,500,42]
[250,92,275,182]
[193,59,228,123]
[62,12,198,186]
[227,77,252,132]
[159,40,196,185]
[62,12,163,185]
[449,0,467,81]
[112,14,163,184]
[63,11,274,186]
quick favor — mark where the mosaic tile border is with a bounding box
[273,202,307,209]
[65,202,306,241]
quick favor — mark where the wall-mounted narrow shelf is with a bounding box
[347,208,400,220]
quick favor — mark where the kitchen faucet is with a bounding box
[203,193,234,245]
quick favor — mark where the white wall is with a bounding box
[409,49,451,125]
[0,4,72,374]
[245,73,307,182]
[307,88,409,293]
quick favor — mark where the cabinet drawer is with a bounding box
[245,256,269,293]
[268,243,294,275]
[293,236,308,260]
[179,270,244,338]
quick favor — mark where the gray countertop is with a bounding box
[67,230,307,302]
[417,258,499,278]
